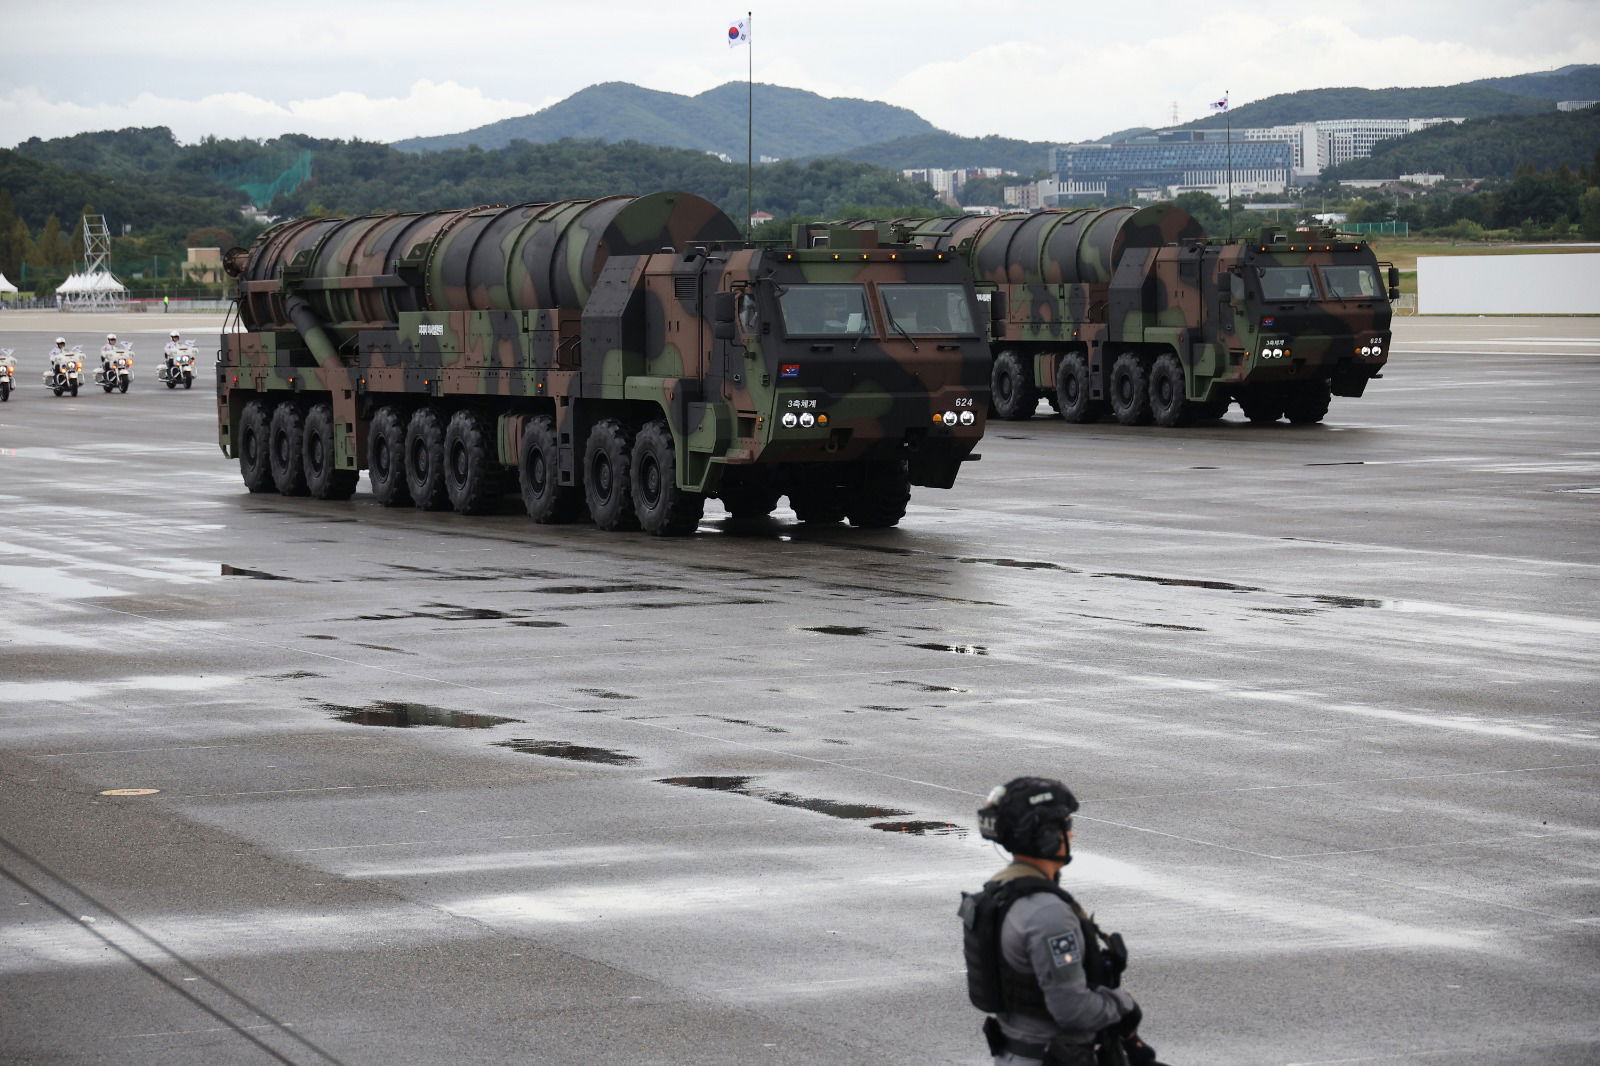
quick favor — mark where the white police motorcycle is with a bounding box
[0,349,15,401]
[158,338,197,389]
[95,339,134,394]
[44,342,85,397]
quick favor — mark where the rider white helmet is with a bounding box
[106,333,117,342]
[55,337,66,345]
[170,330,180,338]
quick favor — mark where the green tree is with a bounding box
[36,214,73,269]
[1578,187,1600,240]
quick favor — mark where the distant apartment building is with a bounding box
[1046,134,1293,202]
[1557,99,1599,111]
[902,166,1018,204]
[1044,117,1464,202]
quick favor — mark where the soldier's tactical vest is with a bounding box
[959,875,1106,1017]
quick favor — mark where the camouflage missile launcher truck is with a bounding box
[217,192,990,535]
[842,208,1397,427]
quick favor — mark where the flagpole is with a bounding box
[746,10,753,240]
[1225,89,1233,241]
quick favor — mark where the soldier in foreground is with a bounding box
[960,777,1168,1066]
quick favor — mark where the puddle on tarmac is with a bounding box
[220,564,291,580]
[351,642,405,653]
[495,740,637,764]
[534,583,684,595]
[958,557,1076,572]
[802,625,876,637]
[324,701,521,729]
[909,642,989,656]
[1138,622,1206,632]
[698,715,789,734]
[870,821,968,837]
[1097,572,1261,593]
[658,776,910,821]
[888,680,971,693]
[1306,461,1365,467]
[261,670,324,681]
[512,620,567,628]
[1309,595,1386,609]
[861,705,910,712]
[355,604,511,622]
[1253,607,1318,616]
[576,688,637,701]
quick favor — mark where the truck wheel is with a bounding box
[1284,381,1333,425]
[631,420,704,536]
[404,406,451,510]
[444,408,497,514]
[1109,352,1152,425]
[846,461,911,529]
[269,403,309,496]
[1238,386,1285,425]
[1055,352,1106,423]
[238,399,275,493]
[1148,353,1193,428]
[519,414,584,523]
[367,405,412,507]
[303,401,358,500]
[718,479,781,520]
[583,419,639,531]
[991,350,1036,420]
[788,484,848,524]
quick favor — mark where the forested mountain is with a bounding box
[393,82,936,160]
[1169,67,1597,135]
[0,127,942,287]
[1322,105,1600,180]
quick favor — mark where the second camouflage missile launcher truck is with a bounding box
[854,208,1397,427]
[217,192,990,535]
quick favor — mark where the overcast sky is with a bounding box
[1,0,1595,149]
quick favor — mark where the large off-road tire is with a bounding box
[631,420,704,536]
[268,402,309,496]
[718,479,781,520]
[367,405,411,507]
[990,349,1037,421]
[303,401,358,500]
[444,408,498,515]
[1148,352,1193,428]
[239,404,275,492]
[518,414,584,523]
[1283,381,1333,425]
[1238,385,1285,425]
[583,419,639,532]
[404,406,450,511]
[845,461,912,529]
[1109,352,1152,426]
[789,485,848,524]
[1054,351,1105,423]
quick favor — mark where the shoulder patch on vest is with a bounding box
[1047,930,1078,968]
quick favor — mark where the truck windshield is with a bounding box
[777,284,871,337]
[1257,267,1317,301]
[879,284,977,335]
[1319,265,1383,300]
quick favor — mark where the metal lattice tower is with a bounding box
[82,214,111,274]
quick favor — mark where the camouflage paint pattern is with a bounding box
[218,194,988,510]
[840,209,1392,421]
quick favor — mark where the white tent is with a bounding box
[0,273,17,293]
[57,269,127,308]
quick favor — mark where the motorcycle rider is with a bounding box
[101,333,121,360]
[163,329,186,357]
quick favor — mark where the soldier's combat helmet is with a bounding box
[978,776,1079,862]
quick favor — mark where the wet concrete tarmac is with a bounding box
[1,312,1597,1065]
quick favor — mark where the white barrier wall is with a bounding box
[1418,253,1600,315]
